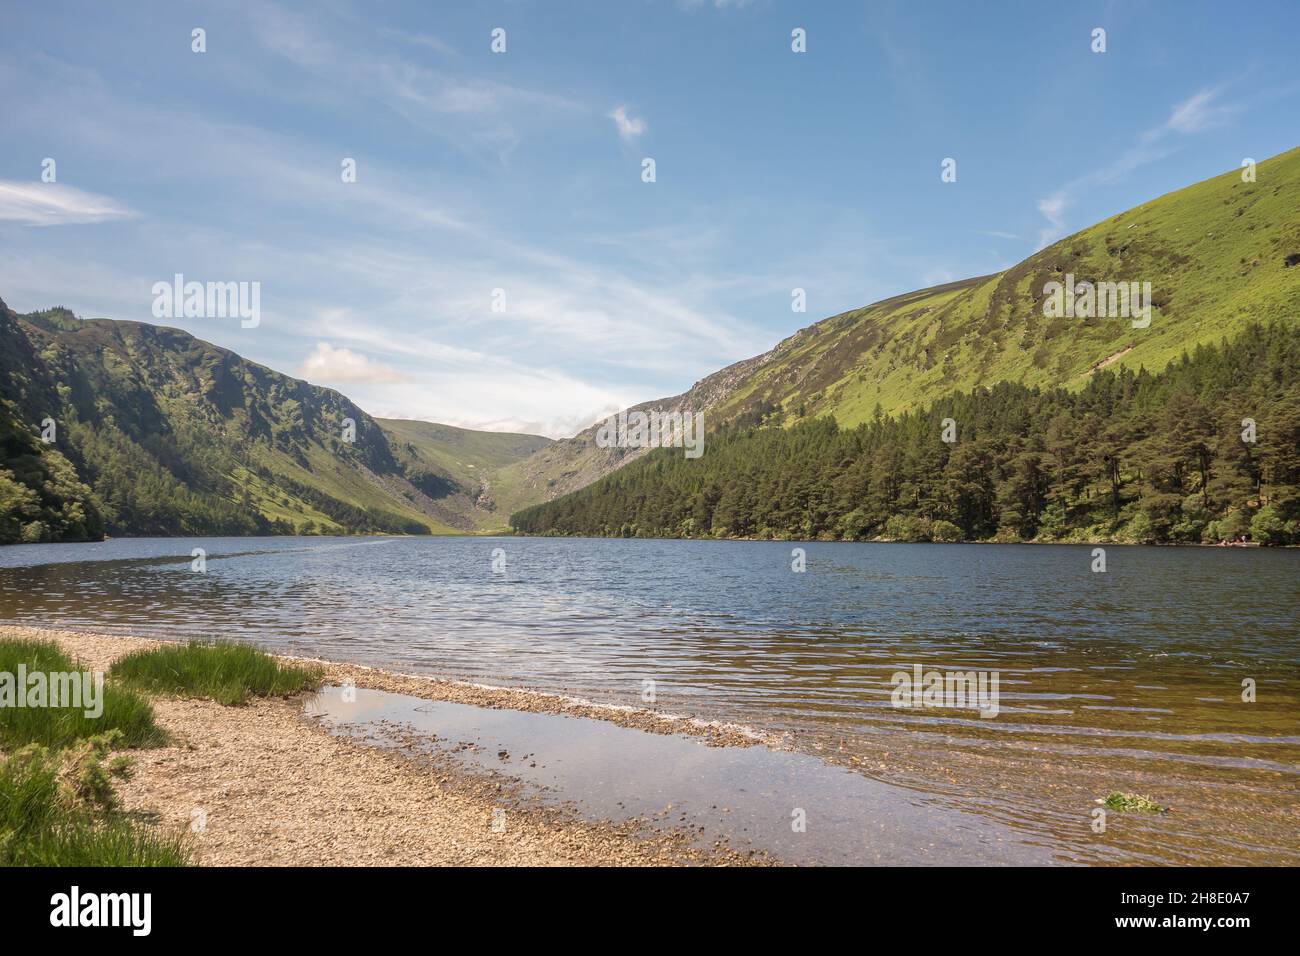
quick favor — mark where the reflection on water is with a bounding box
[2,535,1297,864]
[306,685,1057,866]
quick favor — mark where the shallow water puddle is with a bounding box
[305,685,1055,865]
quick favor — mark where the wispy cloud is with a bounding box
[0,46,772,438]
[244,1,584,161]
[678,0,756,9]
[0,181,136,226]
[1032,86,1239,249]
[1034,193,1070,250]
[608,105,646,141]
[1164,88,1236,134]
[298,308,638,437]
[384,29,458,58]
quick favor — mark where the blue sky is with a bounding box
[1,0,1296,437]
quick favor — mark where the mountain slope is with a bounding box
[0,301,547,539]
[0,394,103,543]
[502,147,1300,506]
[379,418,551,531]
[718,147,1300,428]
[512,321,1300,545]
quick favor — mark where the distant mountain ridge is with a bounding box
[0,301,550,542]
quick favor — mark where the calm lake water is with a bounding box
[2,535,1297,864]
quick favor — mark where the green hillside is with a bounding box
[501,148,1300,506]
[511,322,1300,545]
[379,418,551,531]
[0,301,547,541]
[723,147,1300,428]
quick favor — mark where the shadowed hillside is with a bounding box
[0,301,548,541]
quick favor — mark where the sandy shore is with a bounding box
[1,626,760,866]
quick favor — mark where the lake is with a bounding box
[2,535,1297,864]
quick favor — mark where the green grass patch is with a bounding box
[0,640,187,864]
[0,740,190,866]
[0,638,165,749]
[1103,792,1168,813]
[110,640,322,706]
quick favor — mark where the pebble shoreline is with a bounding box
[1,626,765,866]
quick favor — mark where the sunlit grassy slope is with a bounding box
[717,147,1300,428]
[500,148,1300,506]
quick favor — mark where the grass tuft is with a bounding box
[109,640,322,706]
[0,638,165,749]
[1103,792,1167,813]
[0,639,187,865]
[0,743,190,866]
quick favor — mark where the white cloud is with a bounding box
[299,341,409,384]
[389,30,458,58]
[0,181,136,226]
[1035,192,1070,249]
[1165,88,1233,134]
[0,45,773,439]
[678,0,755,8]
[608,105,646,141]
[291,305,653,438]
[0,60,768,422]
[1032,86,1238,250]
[361,372,626,440]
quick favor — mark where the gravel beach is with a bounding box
[0,626,761,866]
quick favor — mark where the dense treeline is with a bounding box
[0,399,103,543]
[61,418,271,537]
[512,323,1300,545]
